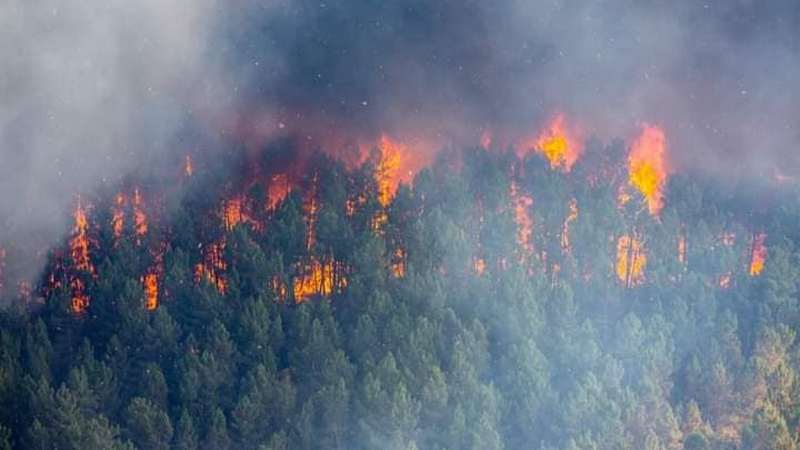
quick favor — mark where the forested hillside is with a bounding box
[0,137,798,450]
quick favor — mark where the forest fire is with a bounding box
[510,182,534,259]
[533,114,582,171]
[749,232,767,276]
[616,234,646,287]
[628,125,669,216]
[678,232,687,265]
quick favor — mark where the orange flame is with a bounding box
[533,114,582,171]
[616,234,646,287]
[292,257,347,303]
[391,247,406,278]
[678,232,687,265]
[267,173,291,211]
[561,199,579,252]
[749,232,767,276]
[510,182,534,258]
[133,188,148,240]
[195,242,227,294]
[142,273,158,310]
[184,154,193,177]
[628,125,669,216]
[111,193,126,241]
[70,201,94,275]
[473,257,487,276]
[375,135,405,207]
[222,197,244,231]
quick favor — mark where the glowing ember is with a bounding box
[721,232,735,246]
[534,114,582,171]
[111,193,126,241]
[628,124,669,215]
[391,247,406,278]
[749,232,767,276]
[142,273,158,310]
[184,154,193,177]
[70,279,90,314]
[18,281,31,302]
[473,257,486,276]
[616,234,646,287]
[678,233,687,265]
[480,129,493,150]
[719,272,732,289]
[133,189,148,240]
[271,276,288,301]
[560,198,579,252]
[510,182,534,258]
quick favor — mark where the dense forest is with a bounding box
[0,135,798,450]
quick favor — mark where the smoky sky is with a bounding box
[1,0,799,280]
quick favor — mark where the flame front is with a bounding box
[616,234,646,287]
[534,114,582,171]
[628,125,669,215]
[749,232,767,276]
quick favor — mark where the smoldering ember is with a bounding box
[1,1,799,449]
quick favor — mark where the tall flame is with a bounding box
[375,135,405,207]
[749,232,767,276]
[69,200,95,313]
[616,234,646,287]
[534,114,582,171]
[142,273,158,310]
[628,125,669,216]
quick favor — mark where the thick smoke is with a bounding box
[2,0,799,281]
